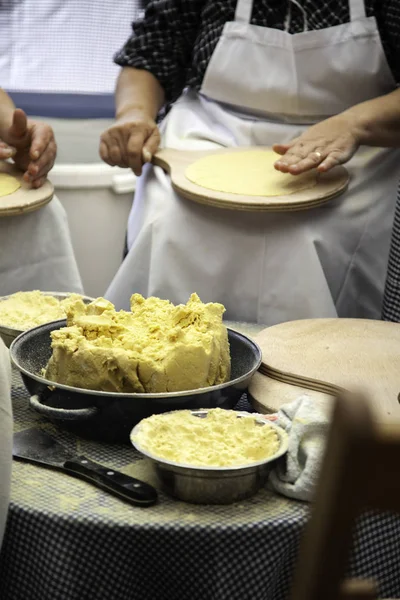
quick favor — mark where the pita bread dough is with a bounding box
[185,150,318,197]
[0,173,21,197]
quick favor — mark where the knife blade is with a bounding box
[13,428,158,507]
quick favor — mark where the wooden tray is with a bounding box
[248,371,333,416]
[249,318,400,423]
[0,161,54,217]
[153,147,350,212]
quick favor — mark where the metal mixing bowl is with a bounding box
[131,410,288,504]
[0,292,94,347]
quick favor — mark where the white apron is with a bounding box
[0,197,83,295]
[106,0,400,325]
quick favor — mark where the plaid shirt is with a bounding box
[383,182,400,322]
[115,0,400,103]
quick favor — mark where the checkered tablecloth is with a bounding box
[1,361,400,598]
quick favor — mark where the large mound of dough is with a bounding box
[185,150,318,197]
[45,294,231,393]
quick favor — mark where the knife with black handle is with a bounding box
[63,455,157,506]
[13,427,158,507]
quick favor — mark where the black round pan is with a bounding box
[10,320,262,443]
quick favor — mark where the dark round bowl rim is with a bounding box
[10,320,262,400]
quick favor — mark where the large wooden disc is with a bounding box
[152,147,349,212]
[250,318,400,423]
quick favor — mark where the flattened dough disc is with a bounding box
[0,161,54,217]
[0,173,21,197]
[185,150,317,196]
[152,146,349,212]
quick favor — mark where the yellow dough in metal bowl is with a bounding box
[132,408,281,467]
[185,150,318,196]
[0,291,85,330]
[45,293,231,393]
[0,173,21,197]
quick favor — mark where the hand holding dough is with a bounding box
[185,150,318,197]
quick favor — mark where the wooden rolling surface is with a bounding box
[0,161,54,217]
[152,147,349,212]
[248,371,333,416]
[249,319,400,423]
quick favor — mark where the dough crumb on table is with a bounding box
[45,293,231,393]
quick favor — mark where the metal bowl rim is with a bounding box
[10,322,262,399]
[130,409,289,472]
[0,291,95,337]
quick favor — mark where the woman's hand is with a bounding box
[0,109,56,188]
[273,114,360,175]
[99,111,161,176]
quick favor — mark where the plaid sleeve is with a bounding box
[376,0,400,84]
[114,0,205,102]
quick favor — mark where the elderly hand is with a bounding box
[0,109,56,188]
[273,114,360,175]
[100,111,160,176]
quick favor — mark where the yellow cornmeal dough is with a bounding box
[132,408,281,467]
[0,291,85,330]
[185,150,318,196]
[45,293,231,394]
[0,172,21,197]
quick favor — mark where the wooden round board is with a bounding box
[0,161,54,217]
[152,147,350,212]
[251,318,400,423]
[248,370,333,416]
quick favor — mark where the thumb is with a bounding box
[272,136,300,156]
[9,109,28,138]
[142,128,161,163]
[272,143,292,156]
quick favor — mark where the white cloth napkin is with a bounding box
[267,395,331,502]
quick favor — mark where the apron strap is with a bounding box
[284,0,308,33]
[348,0,367,21]
[234,0,253,24]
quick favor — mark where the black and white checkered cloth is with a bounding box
[0,371,400,600]
[382,182,400,322]
[116,0,400,103]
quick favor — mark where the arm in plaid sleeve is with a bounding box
[114,0,206,103]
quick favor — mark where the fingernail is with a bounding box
[32,150,39,159]
[142,149,152,162]
[3,149,14,157]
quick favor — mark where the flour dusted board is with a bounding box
[153,147,349,212]
[0,161,54,217]
[250,319,400,423]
